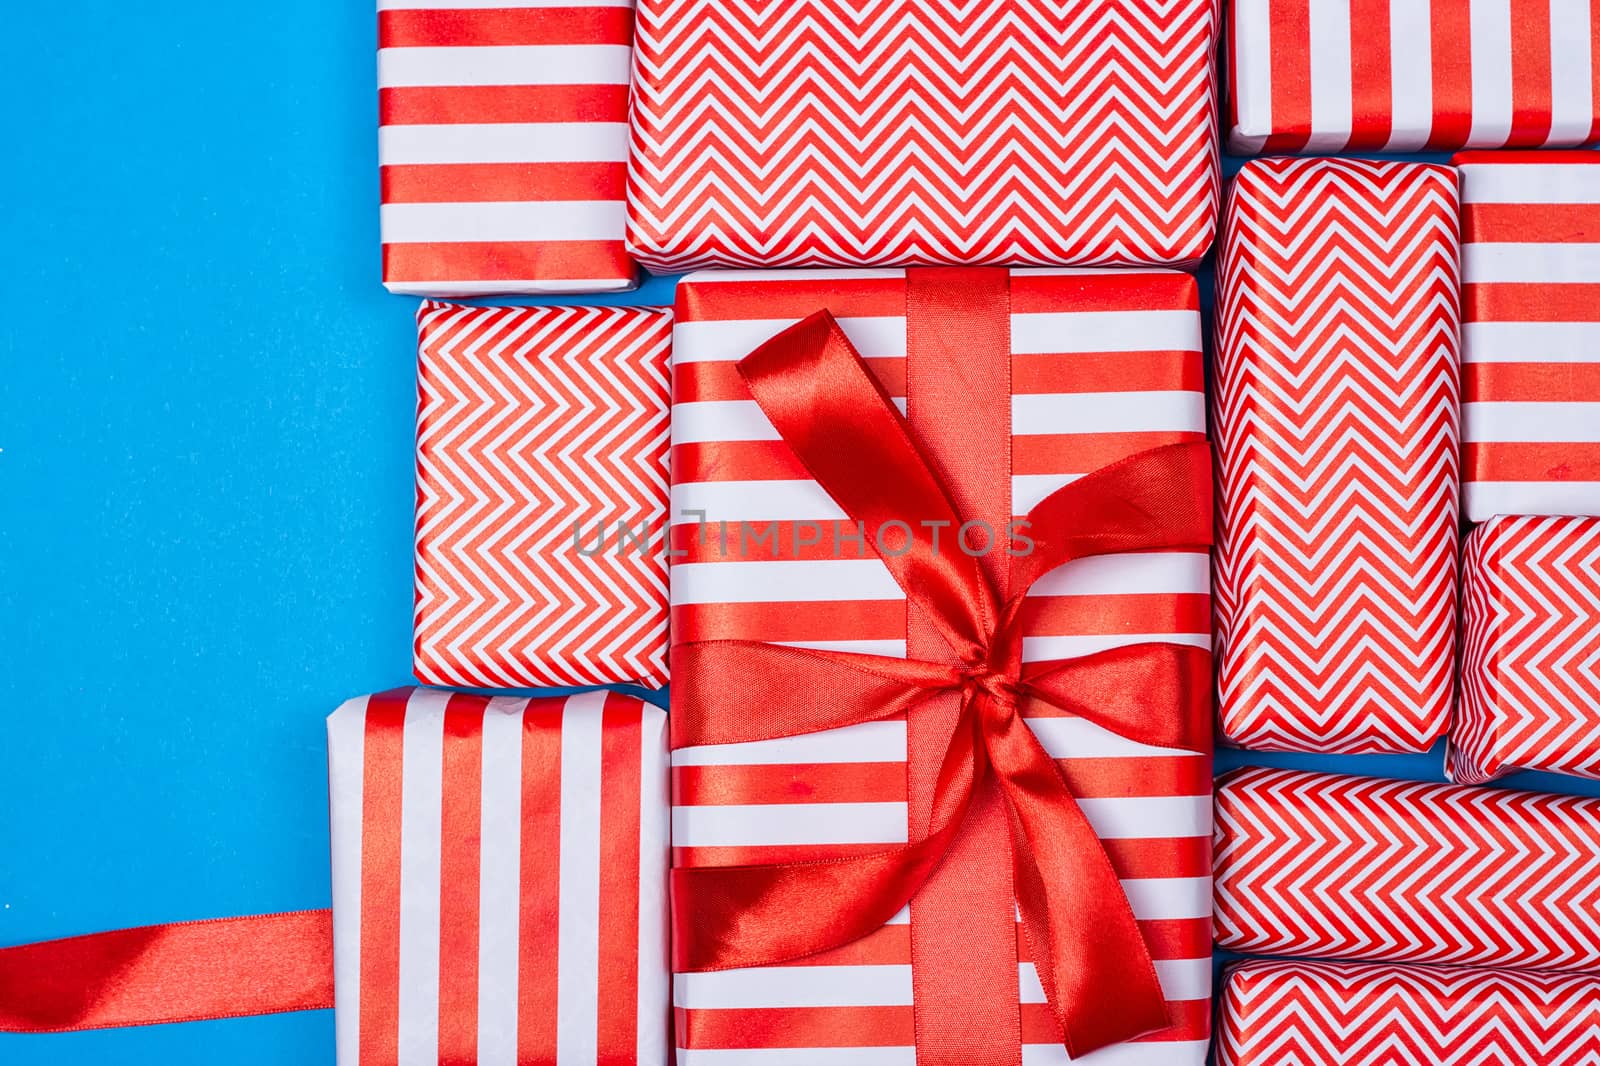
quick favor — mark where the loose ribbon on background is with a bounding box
[672,310,1213,1059]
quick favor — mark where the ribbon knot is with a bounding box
[669,311,1214,1059]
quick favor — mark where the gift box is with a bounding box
[1451,514,1600,783]
[1457,151,1600,520]
[1213,158,1461,754]
[625,0,1222,271]
[378,0,638,295]
[1227,0,1600,153]
[326,687,669,1065]
[668,267,1214,1064]
[1214,767,1600,971]
[1218,958,1600,1066]
[414,301,671,689]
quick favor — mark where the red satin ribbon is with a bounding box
[671,310,1213,1058]
[0,910,333,1032]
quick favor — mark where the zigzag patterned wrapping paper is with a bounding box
[1214,767,1600,970]
[378,0,638,296]
[1213,157,1461,754]
[1457,151,1600,520]
[624,0,1221,271]
[413,301,671,689]
[1217,959,1600,1066]
[1227,0,1600,153]
[1450,515,1600,784]
[669,268,1213,1065]
[326,687,670,1065]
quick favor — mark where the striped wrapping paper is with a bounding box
[1451,515,1600,783]
[327,687,670,1066]
[668,268,1214,1065]
[1218,959,1600,1065]
[378,0,637,295]
[1214,767,1600,972]
[1458,151,1600,520]
[1228,0,1600,153]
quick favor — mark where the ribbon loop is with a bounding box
[674,308,1212,1058]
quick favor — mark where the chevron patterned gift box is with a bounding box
[624,0,1222,271]
[413,301,671,689]
[1213,157,1461,754]
[1457,151,1600,521]
[1217,958,1600,1066]
[1214,767,1600,971]
[378,0,638,296]
[326,687,670,1066]
[1450,514,1600,784]
[668,267,1214,1065]
[1227,0,1600,153]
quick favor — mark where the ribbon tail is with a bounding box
[1018,642,1213,755]
[981,704,1170,1056]
[0,910,333,1032]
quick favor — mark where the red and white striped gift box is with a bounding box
[1451,515,1600,783]
[1227,0,1600,153]
[1457,151,1600,520]
[414,301,671,689]
[625,0,1222,271]
[378,0,638,295]
[1218,959,1600,1066]
[327,687,669,1066]
[668,268,1214,1065]
[1213,158,1461,754]
[1213,767,1600,971]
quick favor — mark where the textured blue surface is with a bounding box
[6,4,1600,1063]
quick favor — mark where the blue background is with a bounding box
[5,3,1599,1063]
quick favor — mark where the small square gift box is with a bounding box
[378,0,638,295]
[413,301,671,689]
[327,687,670,1065]
[1457,151,1600,520]
[1217,958,1600,1066]
[1213,157,1461,754]
[1214,767,1600,972]
[625,0,1222,270]
[668,268,1216,1064]
[1227,0,1600,153]
[1450,514,1600,783]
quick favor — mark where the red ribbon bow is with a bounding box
[671,310,1213,1058]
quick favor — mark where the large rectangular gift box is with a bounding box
[1218,958,1600,1065]
[1213,157,1461,754]
[413,301,672,689]
[378,0,638,295]
[1451,514,1600,783]
[1228,0,1600,153]
[1214,767,1600,971]
[1457,151,1600,520]
[668,267,1215,1064]
[625,0,1222,271]
[326,687,669,1065]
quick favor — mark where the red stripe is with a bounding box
[596,694,643,1063]
[1020,593,1211,637]
[1053,756,1212,800]
[674,762,908,806]
[1011,351,1201,394]
[674,357,905,405]
[1465,441,1600,482]
[1266,0,1313,152]
[675,842,902,869]
[1021,999,1211,1043]
[1455,149,1600,165]
[438,694,488,1065]
[1346,0,1393,148]
[1140,918,1213,962]
[677,278,907,323]
[383,240,632,286]
[380,84,630,125]
[382,162,625,204]
[1100,836,1213,882]
[518,699,565,1061]
[1431,0,1475,146]
[1464,282,1600,322]
[1012,431,1208,476]
[1462,203,1600,243]
[1508,0,1554,145]
[1464,361,1600,402]
[359,689,412,1066]
[379,6,632,48]
[1008,272,1199,314]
